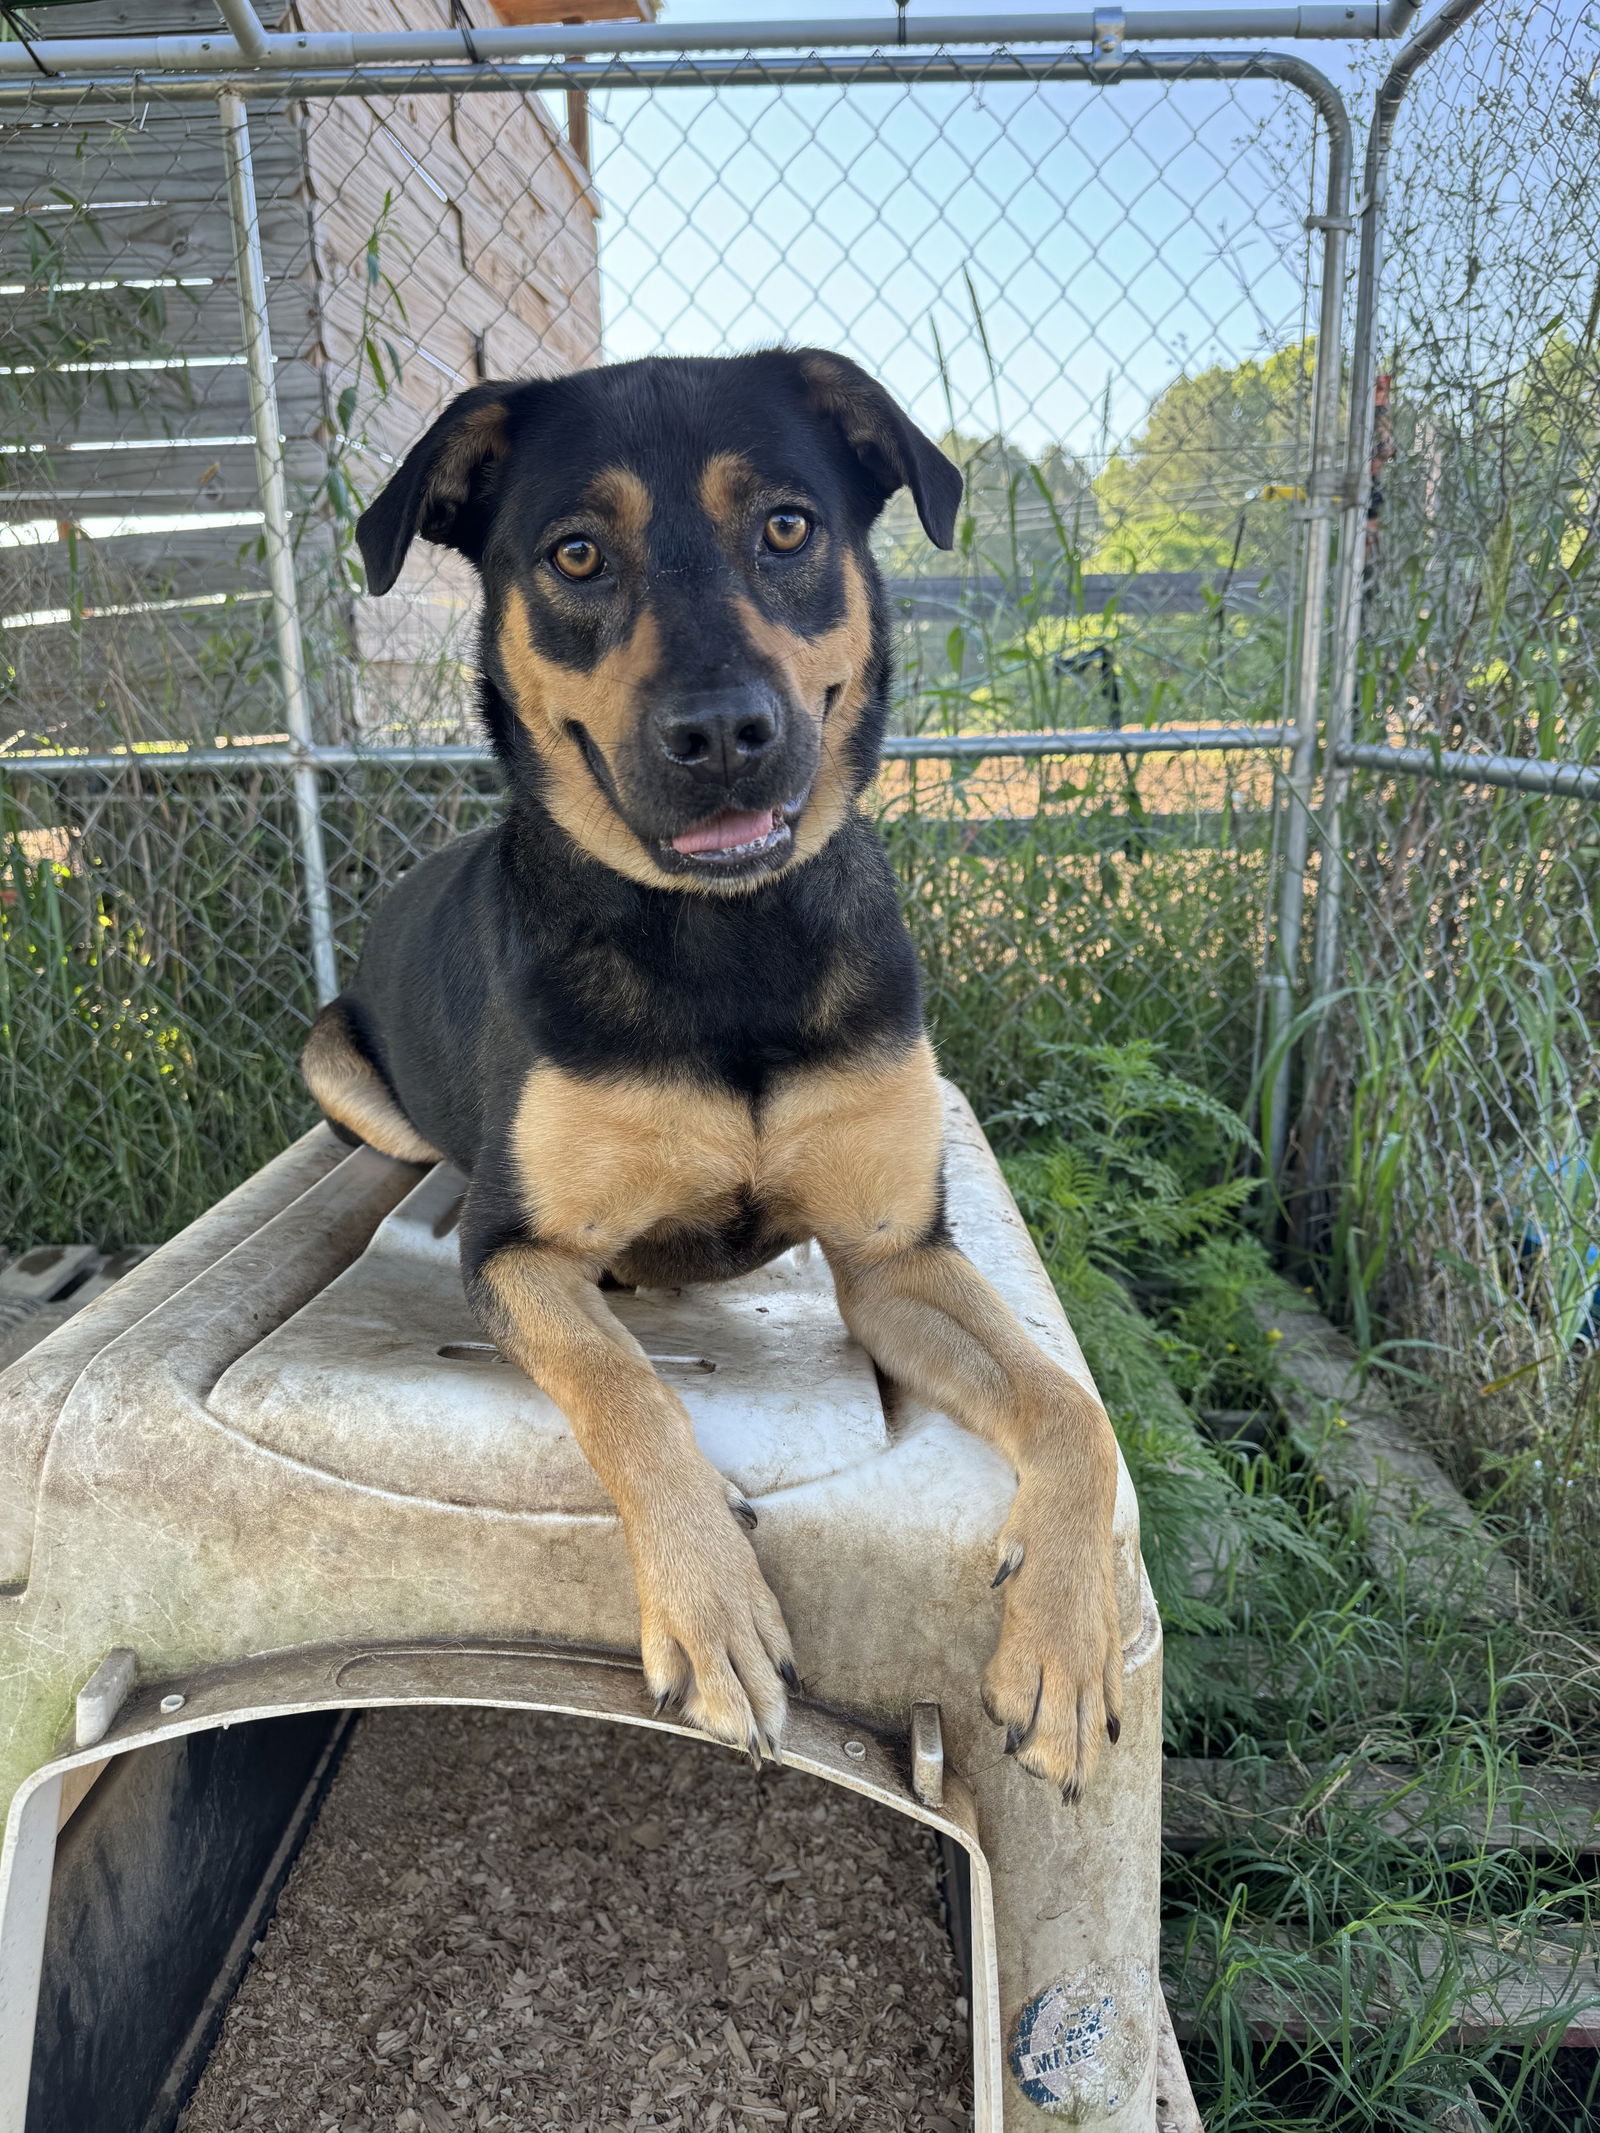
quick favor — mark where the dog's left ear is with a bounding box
[355,381,516,595]
[785,349,960,550]
[792,350,963,550]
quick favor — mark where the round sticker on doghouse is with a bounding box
[1008,1960,1153,2117]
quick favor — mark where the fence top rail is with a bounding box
[0,43,1355,114]
[1334,742,1600,801]
[0,1,1422,88]
[0,728,1297,779]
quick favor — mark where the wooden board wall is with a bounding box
[296,0,601,724]
[1,0,601,748]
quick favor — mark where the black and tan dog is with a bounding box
[302,350,1122,1797]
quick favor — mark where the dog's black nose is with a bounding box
[654,687,781,785]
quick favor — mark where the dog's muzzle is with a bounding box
[638,682,818,881]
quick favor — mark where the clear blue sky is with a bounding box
[586,4,1356,459]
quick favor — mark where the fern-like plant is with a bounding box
[993,1038,1260,1279]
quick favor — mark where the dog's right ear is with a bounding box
[355,382,515,595]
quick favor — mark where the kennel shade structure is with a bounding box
[0,1084,1164,2131]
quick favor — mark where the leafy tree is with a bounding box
[1090,340,1316,577]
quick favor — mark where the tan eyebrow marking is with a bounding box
[697,450,763,529]
[580,465,654,548]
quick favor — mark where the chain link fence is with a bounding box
[3,19,1341,1247]
[11,2,1600,1611]
[1291,0,1600,1609]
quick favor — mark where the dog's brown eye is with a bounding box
[552,537,603,581]
[763,510,811,554]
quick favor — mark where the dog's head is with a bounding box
[356,351,960,892]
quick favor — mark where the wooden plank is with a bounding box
[2,439,330,519]
[0,114,305,208]
[1253,1296,1525,1617]
[30,0,288,32]
[294,0,613,38]
[308,92,597,288]
[315,241,586,396]
[3,527,276,612]
[1,693,290,754]
[313,269,592,425]
[454,188,601,350]
[0,197,313,282]
[3,676,286,752]
[303,96,599,378]
[299,0,448,33]
[4,356,329,447]
[336,124,598,320]
[3,277,324,373]
[350,572,477,668]
[420,69,593,205]
[3,0,600,727]
[1168,1632,1531,1715]
[488,0,654,21]
[4,510,340,590]
[1163,1921,1600,2047]
[446,84,598,215]
[1163,1758,1600,1856]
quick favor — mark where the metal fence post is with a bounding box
[1264,90,1352,1183]
[1297,0,1495,1190]
[217,84,340,1008]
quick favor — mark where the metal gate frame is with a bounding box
[0,1,1494,1180]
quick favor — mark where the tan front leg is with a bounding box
[472,1241,797,1758]
[830,1240,1121,1796]
[765,1041,1122,1798]
[474,1062,800,1757]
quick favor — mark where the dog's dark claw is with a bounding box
[746,1732,765,1773]
[1107,1714,1121,1745]
[731,1497,758,1531]
[1061,1779,1082,1806]
[779,1659,802,1694]
[653,1688,680,1718]
[991,1559,1015,1588]
[1003,1724,1023,1757]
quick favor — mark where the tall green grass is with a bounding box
[1300,775,1600,1621]
[1003,1039,1600,2132]
[1,773,317,1246]
[1,754,1271,1248]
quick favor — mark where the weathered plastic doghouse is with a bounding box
[0,1086,1189,2129]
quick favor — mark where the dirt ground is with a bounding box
[178,1706,973,2133]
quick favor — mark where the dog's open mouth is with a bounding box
[665,797,806,872]
[671,806,788,860]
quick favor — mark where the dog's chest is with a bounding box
[511,1062,803,1251]
[508,1037,941,1272]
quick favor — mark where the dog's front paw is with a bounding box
[626,1478,797,1763]
[981,1468,1122,1802]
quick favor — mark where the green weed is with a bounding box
[1004,1039,1600,2129]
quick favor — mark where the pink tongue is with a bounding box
[672,806,779,855]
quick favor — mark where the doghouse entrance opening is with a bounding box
[34,1709,974,2133]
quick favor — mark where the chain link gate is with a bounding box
[1,16,1360,1251]
[1293,0,1600,1611]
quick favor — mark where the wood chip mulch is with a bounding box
[178,1706,973,2133]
